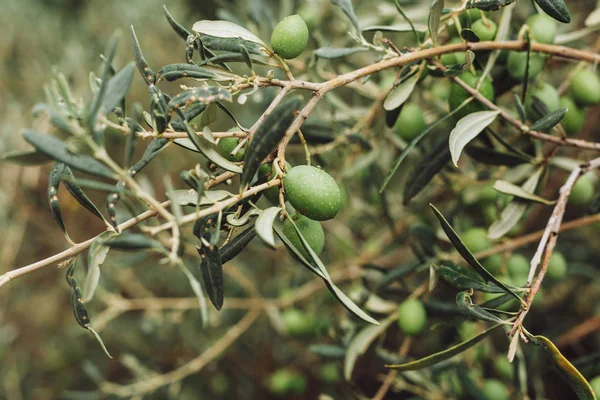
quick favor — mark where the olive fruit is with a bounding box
[394,103,427,141]
[569,174,595,205]
[318,363,341,383]
[481,379,509,400]
[559,97,586,134]
[282,214,325,260]
[270,15,309,60]
[284,165,341,221]
[461,227,491,253]
[449,72,495,120]
[507,52,546,81]
[526,14,557,44]
[494,357,513,380]
[268,369,307,395]
[441,38,465,66]
[483,253,503,274]
[590,376,600,400]
[472,19,497,41]
[397,298,427,335]
[217,136,245,162]
[547,252,567,280]
[571,69,600,106]
[526,82,560,117]
[507,254,530,282]
[281,308,316,336]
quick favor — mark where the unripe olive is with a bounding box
[217,136,245,162]
[441,38,465,66]
[507,52,546,81]
[559,97,586,134]
[526,82,560,117]
[284,165,341,221]
[483,253,503,274]
[547,252,567,280]
[269,369,307,395]
[318,363,341,383]
[571,69,600,106]
[394,103,427,141]
[448,72,495,120]
[526,14,557,44]
[430,81,451,102]
[507,254,529,281]
[281,307,316,336]
[460,9,482,26]
[282,214,325,260]
[210,374,229,395]
[461,227,491,253]
[472,19,497,41]
[270,15,309,60]
[590,376,600,399]
[494,357,513,380]
[397,298,427,336]
[569,174,595,205]
[481,379,509,400]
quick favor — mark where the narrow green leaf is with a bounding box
[192,20,268,48]
[61,167,107,222]
[273,225,327,279]
[241,96,302,186]
[314,47,369,59]
[460,28,480,42]
[533,336,595,399]
[178,261,209,328]
[102,233,166,252]
[393,0,424,43]
[101,62,135,114]
[255,207,281,249]
[180,121,242,173]
[23,130,116,179]
[196,236,224,310]
[493,180,556,205]
[163,6,193,42]
[456,291,510,324]
[430,204,524,304]
[534,0,571,23]
[83,232,114,302]
[383,72,420,111]
[148,85,170,133]
[465,146,529,167]
[1,150,52,166]
[514,92,527,123]
[530,107,567,133]
[220,225,257,264]
[449,110,501,167]
[386,324,502,370]
[168,189,233,206]
[200,35,265,56]
[428,0,445,46]
[167,86,232,116]
[157,63,221,81]
[331,0,362,34]
[403,138,451,205]
[437,262,520,293]
[48,162,69,237]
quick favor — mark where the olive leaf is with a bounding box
[493,180,556,205]
[100,62,135,114]
[240,96,302,186]
[449,110,501,167]
[23,130,116,179]
[177,261,209,328]
[255,207,281,249]
[273,225,327,279]
[533,335,595,399]
[534,0,571,23]
[83,232,115,302]
[192,20,268,48]
[383,72,420,111]
[168,189,233,206]
[437,262,521,293]
[163,6,193,43]
[428,0,445,46]
[465,146,529,167]
[362,23,427,33]
[130,26,156,85]
[530,107,568,133]
[167,86,232,116]
[220,225,257,264]
[48,162,69,239]
[456,291,510,325]
[313,47,369,59]
[1,149,52,166]
[330,0,362,35]
[386,324,502,371]
[196,234,224,311]
[403,137,451,205]
[102,233,166,252]
[430,204,525,305]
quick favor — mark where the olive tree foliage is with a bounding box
[2,0,600,398]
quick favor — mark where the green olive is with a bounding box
[507,254,529,281]
[526,14,557,44]
[270,15,309,60]
[494,357,513,380]
[210,374,229,395]
[526,82,560,117]
[559,96,586,134]
[571,69,600,106]
[507,52,546,81]
[471,19,497,41]
[268,369,307,395]
[318,363,341,383]
[282,214,325,260]
[281,307,316,336]
[461,227,491,253]
[547,251,567,280]
[483,253,503,274]
[397,298,427,336]
[217,136,245,162]
[441,38,465,66]
[394,102,427,141]
[481,379,509,400]
[284,165,341,221]
[448,72,495,120]
[569,174,595,205]
[590,376,600,400]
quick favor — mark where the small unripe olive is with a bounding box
[284,165,341,221]
[507,52,546,81]
[483,253,503,274]
[507,254,529,281]
[526,82,560,117]
[559,97,586,134]
[547,252,567,280]
[217,136,245,162]
[571,69,600,106]
[590,376,600,400]
[461,227,491,253]
[526,14,557,44]
[270,15,309,60]
[281,308,316,336]
[282,214,325,260]
[448,72,495,120]
[394,103,427,141]
[471,19,497,41]
[481,379,509,400]
[268,369,307,395]
[494,357,513,380]
[318,363,341,383]
[397,299,427,336]
[441,38,465,66]
[569,174,595,205]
